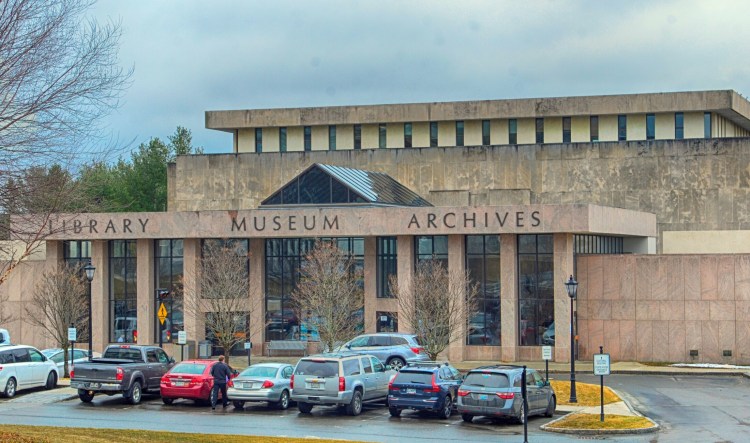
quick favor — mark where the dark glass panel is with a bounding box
[282,178,298,204]
[298,167,330,204]
[518,235,536,253]
[537,234,553,253]
[466,235,484,254]
[331,179,349,203]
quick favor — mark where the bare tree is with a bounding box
[25,263,89,378]
[0,0,131,287]
[390,259,479,360]
[0,291,12,324]
[291,241,364,353]
[184,240,260,365]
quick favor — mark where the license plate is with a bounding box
[243,382,253,389]
[309,382,322,390]
[406,388,416,394]
[479,394,488,401]
[173,381,186,387]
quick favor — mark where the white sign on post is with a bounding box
[244,342,252,350]
[177,330,187,345]
[67,327,77,342]
[593,353,611,376]
[542,345,553,360]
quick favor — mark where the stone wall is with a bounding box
[576,254,750,364]
[168,138,750,252]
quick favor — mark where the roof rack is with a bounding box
[470,364,527,371]
[404,361,450,369]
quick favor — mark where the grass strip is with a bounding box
[546,413,654,430]
[0,425,366,443]
[550,380,620,406]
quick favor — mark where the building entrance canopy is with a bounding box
[34,204,655,240]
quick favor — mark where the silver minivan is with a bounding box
[0,345,60,398]
[291,352,395,416]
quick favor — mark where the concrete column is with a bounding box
[136,239,155,345]
[363,237,377,333]
[90,241,108,353]
[249,238,265,355]
[500,234,518,361]
[395,236,414,333]
[448,235,466,362]
[553,233,575,362]
[183,238,204,357]
[45,240,64,272]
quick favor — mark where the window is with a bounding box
[304,126,311,151]
[535,118,544,143]
[255,128,262,153]
[376,312,398,333]
[64,240,91,269]
[343,359,361,376]
[704,112,711,139]
[404,123,412,148]
[646,114,655,140]
[590,116,599,142]
[360,357,373,373]
[155,239,184,343]
[509,119,518,144]
[415,235,448,268]
[262,165,368,205]
[379,123,386,149]
[466,235,500,346]
[279,127,287,152]
[29,349,43,363]
[328,125,336,150]
[675,112,684,139]
[146,350,158,363]
[354,124,362,149]
[456,121,464,146]
[618,115,627,141]
[482,120,491,145]
[376,237,397,298]
[110,240,137,343]
[429,121,438,147]
[574,235,624,254]
[562,117,571,143]
[517,234,553,346]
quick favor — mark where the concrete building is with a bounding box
[4,90,750,365]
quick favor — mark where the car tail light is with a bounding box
[496,392,515,399]
[116,367,124,381]
[339,376,345,392]
[119,345,130,349]
[228,379,234,388]
[261,380,274,389]
[160,376,168,384]
[290,374,294,389]
[69,369,74,378]
[457,389,470,397]
[388,380,398,391]
[423,374,440,393]
[410,347,421,354]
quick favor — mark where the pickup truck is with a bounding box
[71,344,175,404]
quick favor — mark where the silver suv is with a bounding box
[291,352,396,416]
[338,333,428,370]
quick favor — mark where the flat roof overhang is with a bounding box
[31,204,656,241]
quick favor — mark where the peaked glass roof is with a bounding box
[261,163,432,207]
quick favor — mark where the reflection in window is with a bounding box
[205,311,248,356]
[415,236,448,268]
[704,112,711,139]
[110,240,137,343]
[482,120,491,145]
[563,117,571,143]
[255,128,262,153]
[304,126,311,151]
[329,125,336,150]
[354,124,362,149]
[535,118,544,143]
[517,234,553,346]
[466,235,500,346]
[456,121,464,146]
[262,165,367,205]
[279,127,287,152]
[430,121,438,147]
[64,240,91,269]
[379,123,386,149]
[618,115,627,141]
[155,239,184,343]
[590,116,599,142]
[376,237,397,298]
[509,119,517,144]
[376,311,398,333]
[646,114,655,140]
[404,123,412,148]
[265,238,364,341]
[675,112,684,139]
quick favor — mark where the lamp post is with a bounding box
[565,275,578,403]
[83,263,96,361]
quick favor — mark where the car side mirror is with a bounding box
[169,357,175,364]
[233,369,239,376]
[345,344,351,349]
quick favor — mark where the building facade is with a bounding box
[5,90,750,364]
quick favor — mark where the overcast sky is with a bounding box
[90,0,750,154]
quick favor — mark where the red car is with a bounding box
[160,359,235,405]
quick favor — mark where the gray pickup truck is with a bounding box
[71,344,174,404]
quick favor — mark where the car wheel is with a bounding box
[127,380,142,405]
[544,396,556,417]
[389,407,402,417]
[461,413,474,423]
[162,397,174,405]
[387,357,406,371]
[45,371,57,390]
[233,400,245,409]
[3,377,17,398]
[439,396,452,419]
[78,389,94,403]
[346,389,363,416]
[274,390,290,410]
[298,402,314,414]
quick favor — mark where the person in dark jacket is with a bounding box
[210,355,233,409]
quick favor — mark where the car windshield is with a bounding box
[41,349,59,357]
[169,363,206,375]
[463,372,510,388]
[240,366,278,378]
[102,347,142,361]
[411,336,424,346]
[294,360,338,378]
[393,370,433,385]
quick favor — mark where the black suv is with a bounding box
[387,361,462,419]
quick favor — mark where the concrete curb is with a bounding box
[543,369,746,377]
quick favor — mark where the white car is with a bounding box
[0,345,59,398]
[41,348,98,372]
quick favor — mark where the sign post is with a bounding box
[68,325,77,377]
[177,330,187,361]
[156,289,170,348]
[521,365,528,443]
[244,341,252,366]
[593,346,611,422]
[542,345,552,382]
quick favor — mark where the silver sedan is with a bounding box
[227,363,294,410]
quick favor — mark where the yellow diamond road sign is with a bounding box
[158,303,168,325]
